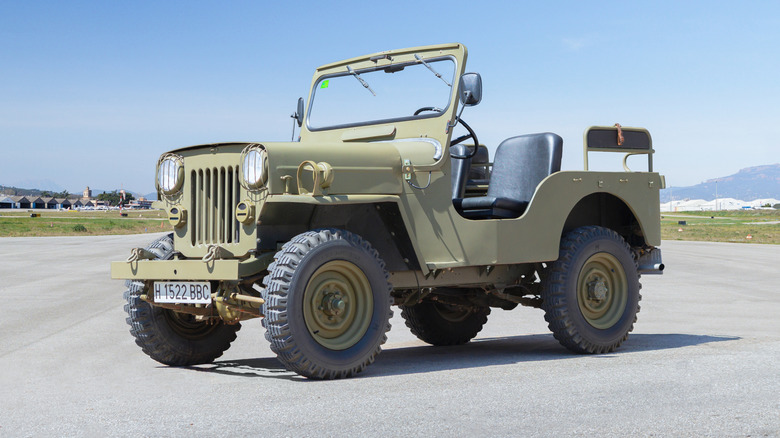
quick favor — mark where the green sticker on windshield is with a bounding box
[321,80,329,89]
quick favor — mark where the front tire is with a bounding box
[262,229,393,379]
[124,233,240,366]
[541,226,641,354]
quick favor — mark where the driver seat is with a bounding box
[450,144,474,199]
[453,132,562,219]
[450,144,489,200]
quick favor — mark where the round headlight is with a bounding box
[157,154,184,195]
[242,147,268,189]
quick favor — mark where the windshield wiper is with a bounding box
[414,54,451,87]
[347,66,376,96]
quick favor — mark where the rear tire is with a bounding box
[541,226,641,354]
[401,301,490,346]
[124,233,240,366]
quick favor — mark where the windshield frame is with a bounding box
[305,55,458,132]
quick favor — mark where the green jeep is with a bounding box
[112,43,664,379]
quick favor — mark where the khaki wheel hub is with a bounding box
[577,252,628,330]
[319,287,348,319]
[587,278,609,302]
[303,260,373,350]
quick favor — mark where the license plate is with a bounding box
[153,281,212,304]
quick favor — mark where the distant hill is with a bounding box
[661,164,780,202]
[0,186,75,198]
[4,179,66,193]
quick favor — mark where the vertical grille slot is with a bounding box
[189,165,241,246]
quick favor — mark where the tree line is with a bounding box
[97,190,136,206]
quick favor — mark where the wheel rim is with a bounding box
[433,303,472,323]
[303,260,373,350]
[576,252,628,329]
[163,310,220,339]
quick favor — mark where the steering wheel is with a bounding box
[413,107,480,159]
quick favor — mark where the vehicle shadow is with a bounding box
[186,333,739,381]
[364,333,740,378]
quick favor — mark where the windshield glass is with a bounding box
[307,57,456,130]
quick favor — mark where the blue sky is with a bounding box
[1,1,778,195]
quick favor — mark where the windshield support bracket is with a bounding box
[415,54,451,87]
[347,66,376,96]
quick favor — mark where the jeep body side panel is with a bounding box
[394,169,662,270]
[254,168,661,275]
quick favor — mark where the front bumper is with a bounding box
[110,255,270,281]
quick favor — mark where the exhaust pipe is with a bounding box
[637,249,664,275]
[638,263,665,275]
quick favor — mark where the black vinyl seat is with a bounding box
[453,132,563,219]
[450,144,491,200]
[449,144,473,199]
[467,145,490,185]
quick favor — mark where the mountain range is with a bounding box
[661,164,780,203]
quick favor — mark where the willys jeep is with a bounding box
[111,43,665,379]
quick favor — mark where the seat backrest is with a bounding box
[449,144,473,199]
[468,145,490,181]
[487,132,563,202]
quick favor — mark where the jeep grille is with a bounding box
[189,166,241,246]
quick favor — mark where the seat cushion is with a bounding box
[453,196,529,219]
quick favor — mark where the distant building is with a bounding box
[128,197,153,209]
[0,185,138,210]
[44,197,58,209]
[56,198,72,209]
[27,196,45,209]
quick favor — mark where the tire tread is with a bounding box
[262,229,393,379]
[541,226,641,354]
[401,303,490,346]
[124,233,240,366]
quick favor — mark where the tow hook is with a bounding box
[202,245,227,263]
[127,248,157,263]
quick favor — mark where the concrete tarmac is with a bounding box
[0,234,778,437]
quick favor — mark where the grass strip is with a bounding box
[0,214,172,237]
[662,210,780,244]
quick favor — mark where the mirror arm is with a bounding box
[290,97,305,141]
[290,112,298,141]
[446,103,467,134]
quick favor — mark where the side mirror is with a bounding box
[295,97,305,127]
[459,73,482,107]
